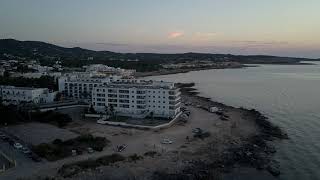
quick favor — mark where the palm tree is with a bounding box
[150,111,154,121]
[109,105,118,121]
[104,105,109,115]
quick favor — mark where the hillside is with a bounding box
[0,39,316,64]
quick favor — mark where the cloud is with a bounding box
[168,31,184,38]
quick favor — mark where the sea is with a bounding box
[144,61,320,180]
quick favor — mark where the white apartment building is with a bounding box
[11,72,62,80]
[58,72,121,101]
[92,79,181,119]
[0,86,57,105]
[85,64,136,77]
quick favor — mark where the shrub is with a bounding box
[53,139,63,145]
[97,153,126,165]
[128,154,143,162]
[144,151,159,158]
[33,134,109,161]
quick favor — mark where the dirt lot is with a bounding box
[57,102,260,179]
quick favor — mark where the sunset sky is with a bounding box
[0,0,319,58]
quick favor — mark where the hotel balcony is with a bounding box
[169,89,181,96]
[136,90,146,94]
[137,105,147,109]
[137,95,146,99]
[169,98,181,105]
[137,100,146,104]
[169,95,181,101]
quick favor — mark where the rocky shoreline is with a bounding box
[135,64,247,77]
[155,82,288,179]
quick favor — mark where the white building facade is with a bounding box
[92,79,181,118]
[58,73,121,101]
[0,86,57,105]
[85,64,135,77]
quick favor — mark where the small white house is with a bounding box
[0,86,57,105]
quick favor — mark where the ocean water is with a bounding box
[145,62,320,180]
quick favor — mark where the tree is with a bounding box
[89,104,96,114]
[104,105,109,115]
[105,105,117,121]
[109,105,115,116]
[54,92,62,101]
[150,111,154,121]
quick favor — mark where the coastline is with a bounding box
[135,64,248,77]
[135,61,314,78]
[171,82,289,178]
[55,83,289,179]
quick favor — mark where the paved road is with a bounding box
[0,134,39,180]
[0,155,10,169]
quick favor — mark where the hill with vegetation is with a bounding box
[0,39,316,72]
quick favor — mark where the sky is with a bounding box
[0,0,319,58]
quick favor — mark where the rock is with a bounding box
[267,161,281,176]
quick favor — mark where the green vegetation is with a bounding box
[0,75,57,90]
[144,151,160,158]
[33,134,109,161]
[58,153,145,178]
[0,104,71,127]
[128,153,143,162]
[29,110,72,127]
[1,39,314,73]
[59,154,126,178]
[108,115,129,122]
[60,59,161,72]
[0,104,24,125]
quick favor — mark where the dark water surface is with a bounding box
[145,62,320,180]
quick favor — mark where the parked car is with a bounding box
[116,144,127,152]
[87,147,94,153]
[0,134,9,141]
[13,142,23,149]
[71,150,77,156]
[22,147,31,154]
[192,128,202,134]
[97,120,109,125]
[161,138,173,144]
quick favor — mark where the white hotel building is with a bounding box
[92,79,181,118]
[58,73,121,101]
[0,86,57,105]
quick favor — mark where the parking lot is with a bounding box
[0,153,11,170]
[0,131,40,167]
[0,123,78,146]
